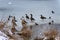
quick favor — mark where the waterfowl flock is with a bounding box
[0,10,60,40]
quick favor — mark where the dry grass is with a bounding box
[44,29,58,38]
[18,19,32,40]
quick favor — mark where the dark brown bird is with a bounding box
[8,18,10,20]
[30,14,35,21]
[25,14,29,19]
[49,17,51,19]
[35,23,38,25]
[22,19,27,24]
[13,16,17,22]
[23,20,27,24]
[40,15,46,20]
[8,15,12,20]
[52,10,54,14]
[9,15,12,18]
[52,20,54,24]
[48,22,51,25]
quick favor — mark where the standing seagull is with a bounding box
[25,14,29,19]
[40,15,46,20]
[30,14,35,21]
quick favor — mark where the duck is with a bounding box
[9,15,12,18]
[40,15,46,20]
[21,19,27,24]
[25,14,29,19]
[12,16,17,26]
[52,20,54,24]
[8,16,11,20]
[11,27,17,34]
[30,14,35,21]
[52,10,54,14]
[48,22,51,25]
[35,23,38,25]
[49,17,51,19]
[13,16,17,22]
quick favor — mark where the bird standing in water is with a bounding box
[40,15,46,20]
[30,14,35,21]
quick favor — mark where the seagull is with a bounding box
[40,15,46,20]
[25,14,29,19]
[30,14,35,21]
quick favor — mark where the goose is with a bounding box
[40,15,46,20]
[25,14,29,19]
[35,23,38,25]
[8,16,11,20]
[52,10,54,14]
[52,20,54,24]
[30,14,35,21]
[48,22,51,25]
[49,17,51,19]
